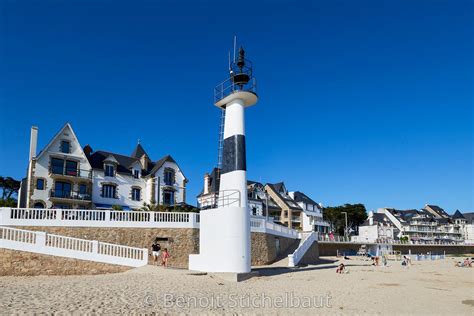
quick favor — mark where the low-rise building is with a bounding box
[288,191,329,233]
[351,211,395,243]
[197,171,329,231]
[374,206,464,244]
[18,123,187,210]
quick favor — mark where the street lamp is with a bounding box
[341,211,348,238]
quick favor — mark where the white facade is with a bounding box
[352,224,394,243]
[19,123,187,210]
[288,192,330,233]
[462,224,474,244]
[24,124,93,209]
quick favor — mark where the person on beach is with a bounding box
[161,248,170,267]
[463,258,472,267]
[336,263,345,274]
[151,240,161,265]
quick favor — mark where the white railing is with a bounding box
[216,190,241,207]
[250,217,300,239]
[0,207,200,229]
[0,226,148,267]
[318,235,352,243]
[288,232,317,267]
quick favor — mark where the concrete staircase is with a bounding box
[288,232,318,267]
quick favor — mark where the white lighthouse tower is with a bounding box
[189,46,258,274]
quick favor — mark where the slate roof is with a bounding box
[87,148,179,178]
[147,155,177,176]
[267,183,302,210]
[271,182,285,193]
[424,204,450,218]
[463,212,474,224]
[88,151,147,175]
[292,191,318,206]
[452,210,465,219]
[131,143,148,159]
[386,208,434,222]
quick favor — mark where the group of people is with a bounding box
[455,257,473,268]
[151,240,170,267]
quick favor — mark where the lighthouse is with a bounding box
[189,46,258,274]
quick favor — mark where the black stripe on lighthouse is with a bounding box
[221,134,246,174]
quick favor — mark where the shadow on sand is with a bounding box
[253,258,371,277]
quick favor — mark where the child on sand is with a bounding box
[161,248,170,267]
[336,263,345,274]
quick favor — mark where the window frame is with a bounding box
[102,184,117,199]
[104,164,115,177]
[60,140,71,154]
[36,178,45,190]
[163,190,175,206]
[133,169,140,179]
[51,158,65,175]
[131,187,141,201]
[164,169,175,186]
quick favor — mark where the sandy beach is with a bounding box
[0,256,473,315]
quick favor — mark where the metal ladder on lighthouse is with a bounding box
[217,108,226,171]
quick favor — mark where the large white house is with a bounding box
[18,123,187,210]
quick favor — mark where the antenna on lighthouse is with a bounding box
[233,35,237,63]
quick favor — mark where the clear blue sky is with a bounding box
[1,1,472,213]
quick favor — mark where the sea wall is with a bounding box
[251,232,300,265]
[318,242,474,256]
[11,226,299,269]
[13,226,199,269]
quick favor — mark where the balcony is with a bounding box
[49,167,92,181]
[50,190,92,202]
[291,216,301,223]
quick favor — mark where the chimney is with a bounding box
[83,144,93,157]
[140,154,149,170]
[29,126,38,161]
[368,211,374,226]
[203,173,210,194]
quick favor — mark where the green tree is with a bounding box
[112,205,124,211]
[323,203,367,236]
[141,202,169,212]
[0,176,21,200]
[140,202,199,213]
[0,198,17,207]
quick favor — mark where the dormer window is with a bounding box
[104,164,115,177]
[60,140,70,153]
[133,169,140,179]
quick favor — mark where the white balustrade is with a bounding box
[0,226,147,267]
[0,207,200,229]
[250,217,300,239]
